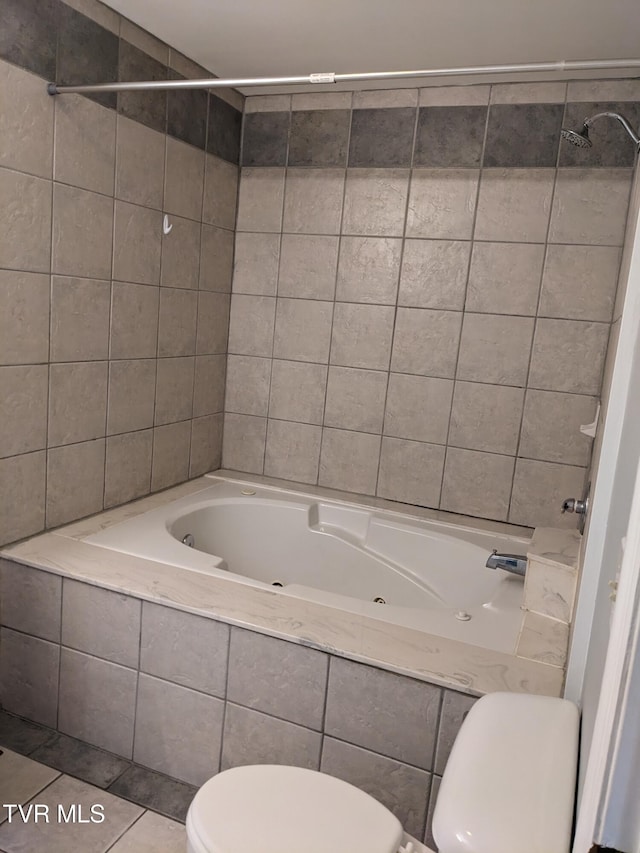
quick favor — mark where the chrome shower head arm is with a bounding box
[583,112,640,149]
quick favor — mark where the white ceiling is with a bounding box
[106,0,640,94]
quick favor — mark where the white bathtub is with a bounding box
[84,478,530,654]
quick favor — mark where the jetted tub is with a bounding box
[84,477,530,654]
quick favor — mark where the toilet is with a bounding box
[186,691,579,853]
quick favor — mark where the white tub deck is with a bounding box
[1,473,565,698]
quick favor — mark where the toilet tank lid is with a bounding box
[433,692,580,853]
[187,765,405,853]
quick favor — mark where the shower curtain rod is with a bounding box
[46,57,640,95]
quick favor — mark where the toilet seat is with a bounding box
[186,764,407,853]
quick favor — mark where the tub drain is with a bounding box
[373,596,386,604]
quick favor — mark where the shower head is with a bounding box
[561,125,592,148]
[561,111,640,151]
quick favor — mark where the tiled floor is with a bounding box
[0,711,191,852]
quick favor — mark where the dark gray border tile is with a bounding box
[117,40,167,133]
[288,110,350,166]
[560,101,640,167]
[0,710,55,755]
[207,94,242,164]
[108,764,197,822]
[31,732,130,788]
[0,0,59,79]
[415,106,487,167]
[242,111,290,166]
[57,3,119,109]
[167,71,208,150]
[484,103,564,167]
[349,108,416,167]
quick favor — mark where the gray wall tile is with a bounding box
[221,703,322,771]
[321,737,431,840]
[190,413,223,477]
[203,155,239,230]
[0,561,61,642]
[233,233,280,296]
[154,358,195,425]
[325,657,441,770]
[0,451,46,546]
[113,201,162,285]
[0,168,52,273]
[349,108,416,167]
[377,438,445,507]
[160,217,201,290]
[0,628,59,727]
[224,356,271,416]
[134,674,224,786]
[227,628,328,729]
[324,367,388,433]
[115,115,165,209]
[466,242,544,315]
[58,648,137,758]
[528,319,609,394]
[236,168,284,232]
[278,234,339,300]
[415,106,486,167]
[151,421,191,490]
[399,239,471,310]
[264,420,322,484]
[391,308,462,379]
[104,430,153,507]
[549,168,632,246]
[46,440,105,527]
[48,362,108,447]
[200,225,234,293]
[273,299,334,363]
[520,390,598,466]
[193,354,226,417]
[52,184,113,279]
[474,169,555,242]
[54,94,116,195]
[141,602,229,697]
[510,459,586,529]
[222,413,266,473]
[283,169,345,235]
[331,304,395,370]
[484,104,563,167]
[157,289,198,356]
[242,112,290,167]
[62,579,141,668]
[269,361,328,424]
[50,277,111,362]
[406,169,479,239]
[0,271,50,366]
[0,365,48,458]
[110,283,159,360]
[384,374,453,444]
[441,448,515,521]
[164,137,204,221]
[539,244,621,321]
[228,295,276,357]
[288,110,350,167]
[107,360,157,435]
[0,62,54,178]
[336,237,401,305]
[318,429,381,494]
[449,382,525,455]
[456,314,534,385]
[434,690,477,775]
[342,169,409,237]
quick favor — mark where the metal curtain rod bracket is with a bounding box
[46,57,640,95]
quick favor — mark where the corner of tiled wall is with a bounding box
[0,0,243,546]
[224,78,639,530]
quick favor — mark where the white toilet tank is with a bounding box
[432,691,579,853]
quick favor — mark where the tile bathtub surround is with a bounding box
[225,83,638,529]
[0,565,485,849]
[0,0,241,546]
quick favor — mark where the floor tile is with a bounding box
[0,749,59,821]
[107,765,197,822]
[0,713,54,757]
[107,810,186,852]
[30,734,130,790]
[0,774,142,852]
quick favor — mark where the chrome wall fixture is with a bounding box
[46,57,640,96]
